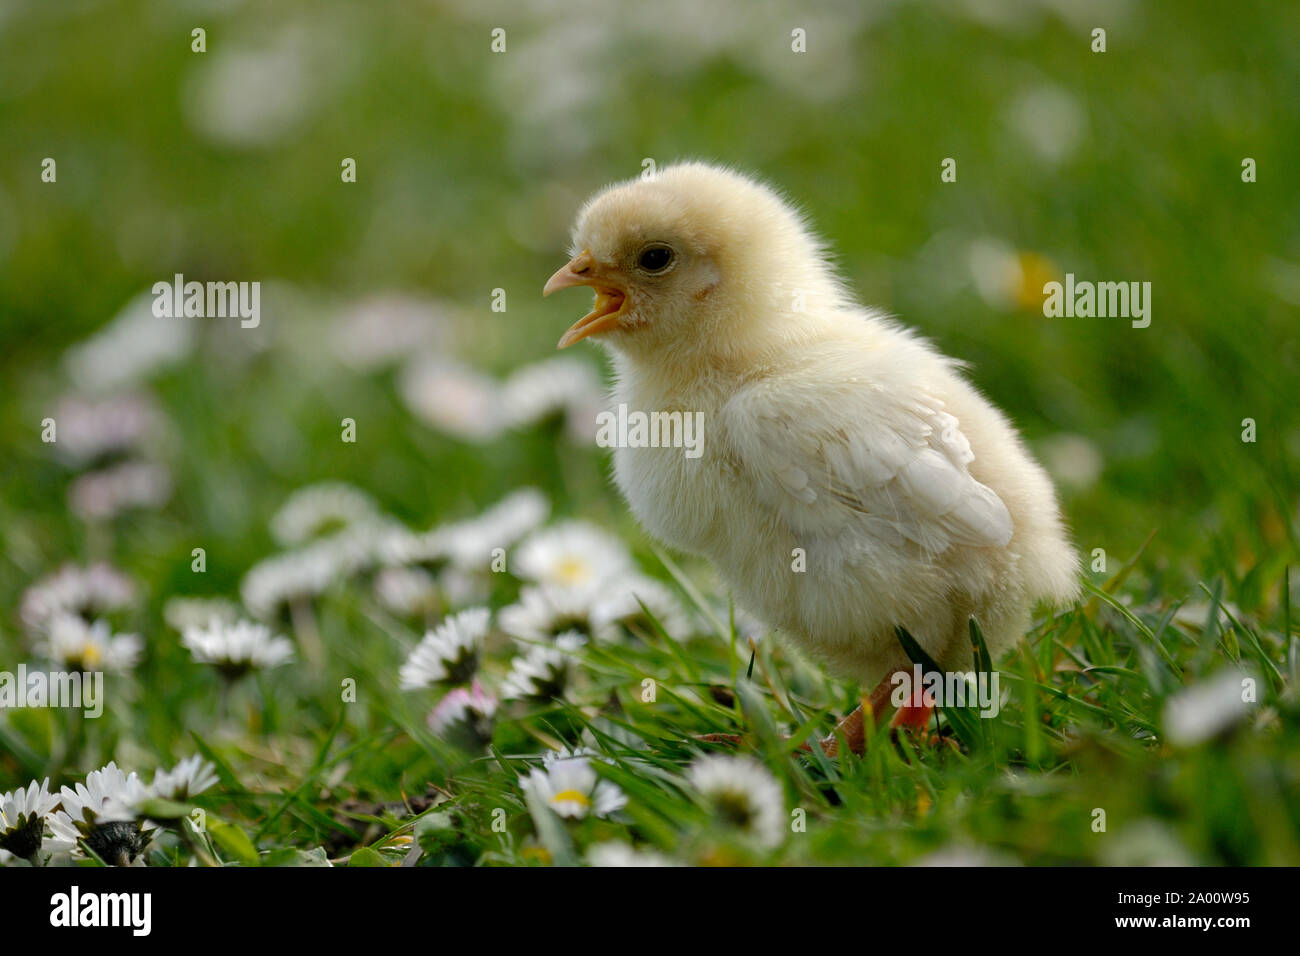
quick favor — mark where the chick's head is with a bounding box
[544,162,840,361]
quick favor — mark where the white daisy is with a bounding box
[37,615,142,672]
[20,563,136,633]
[62,291,196,392]
[499,356,604,443]
[149,756,219,802]
[399,608,489,689]
[0,779,60,862]
[522,749,627,820]
[399,356,504,442]
[55,762,154,866]
[500,632,585,701]
[592,574,690,638]
[513,520,633,589]
[69,459,173,521]
[182,619,295,679]
[373,565,440,617]
[47,392,166,468]
[163,595,242,633]
[439,487,550,571]
[427,681,498,746]
[499,584,616,644]
[1163,668,1257,747]
[587,841,679,867]
[270,482,379,546]
[688,755,786,848]
[328,294,448,371]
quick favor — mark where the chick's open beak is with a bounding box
[543,250,628,349]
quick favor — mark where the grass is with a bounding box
[1,0,1298,866]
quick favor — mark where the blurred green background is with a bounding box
[0,0,1298,863]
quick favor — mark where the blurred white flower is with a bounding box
[46,392,165,468]
[69,459,172,521]
[501,632,585,701]
[37,615,142,672]
[592,574,690,638]
[438,487,550,571]
[1163,668,1256,747]
[587,841,679,867]
[184,27,322,149]
[21,562,136,633]
[328,295,449,371]
[1037,434,1103,491]
[271,482,379,546]
[514,520,633,589]
[499,356,605,443]
[400,607,489,689]
[182,619,295,678]
[428,680,498,745]
[688,755,785,848]
[399,357,505,442]
[522,749,626,820]
[499,583,617,644]
[62,291,196,391]
[1004,83,1087,165]
[149,756,219,802]
[373,566,440,617]
[163,595,242,633]
[0,778,60,862]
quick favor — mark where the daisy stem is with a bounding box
[290,596,325,671]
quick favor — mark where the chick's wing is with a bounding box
[721,378,1012,555]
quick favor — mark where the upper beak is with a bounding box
[543,250,628,349]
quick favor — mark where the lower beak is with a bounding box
[543,250,628,349]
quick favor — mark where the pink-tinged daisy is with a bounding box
[428,681,498,748]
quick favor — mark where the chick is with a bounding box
[544,162,1079,751]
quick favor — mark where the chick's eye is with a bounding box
[638,245,674,272]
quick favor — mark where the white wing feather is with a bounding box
[723,383,1012,553]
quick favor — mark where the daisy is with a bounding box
[592,574,690,638]
[149,756,219,802]
[62,291,197,391]
[240,547,339,619]
[427,681,498,747]
[373,566,440,617]
[163,595,241,633]
[47,392,165,468]
[498,584,616,644]
[688,755,786,848]
[587,841,679,867]
[0,779,60,863]
[513,520,633,589]
[498,356,604,443]
[270,482,379,546]
[1163,668,1256,747]
[500,632,585,701]
[439,487,550,571]
[328,294,448,371]
[522,749,626,820]
[69,459,173,521]
[399,608,489,689]
[182,619,295,679]
[20,562,136,633]
[54,762,154,866]
[37,615,142,672]
[399,356,505,442]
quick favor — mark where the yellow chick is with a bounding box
[544,162,1079,751]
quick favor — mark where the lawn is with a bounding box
[1,0,1297,867]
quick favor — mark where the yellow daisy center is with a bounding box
[551,789,592,807]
